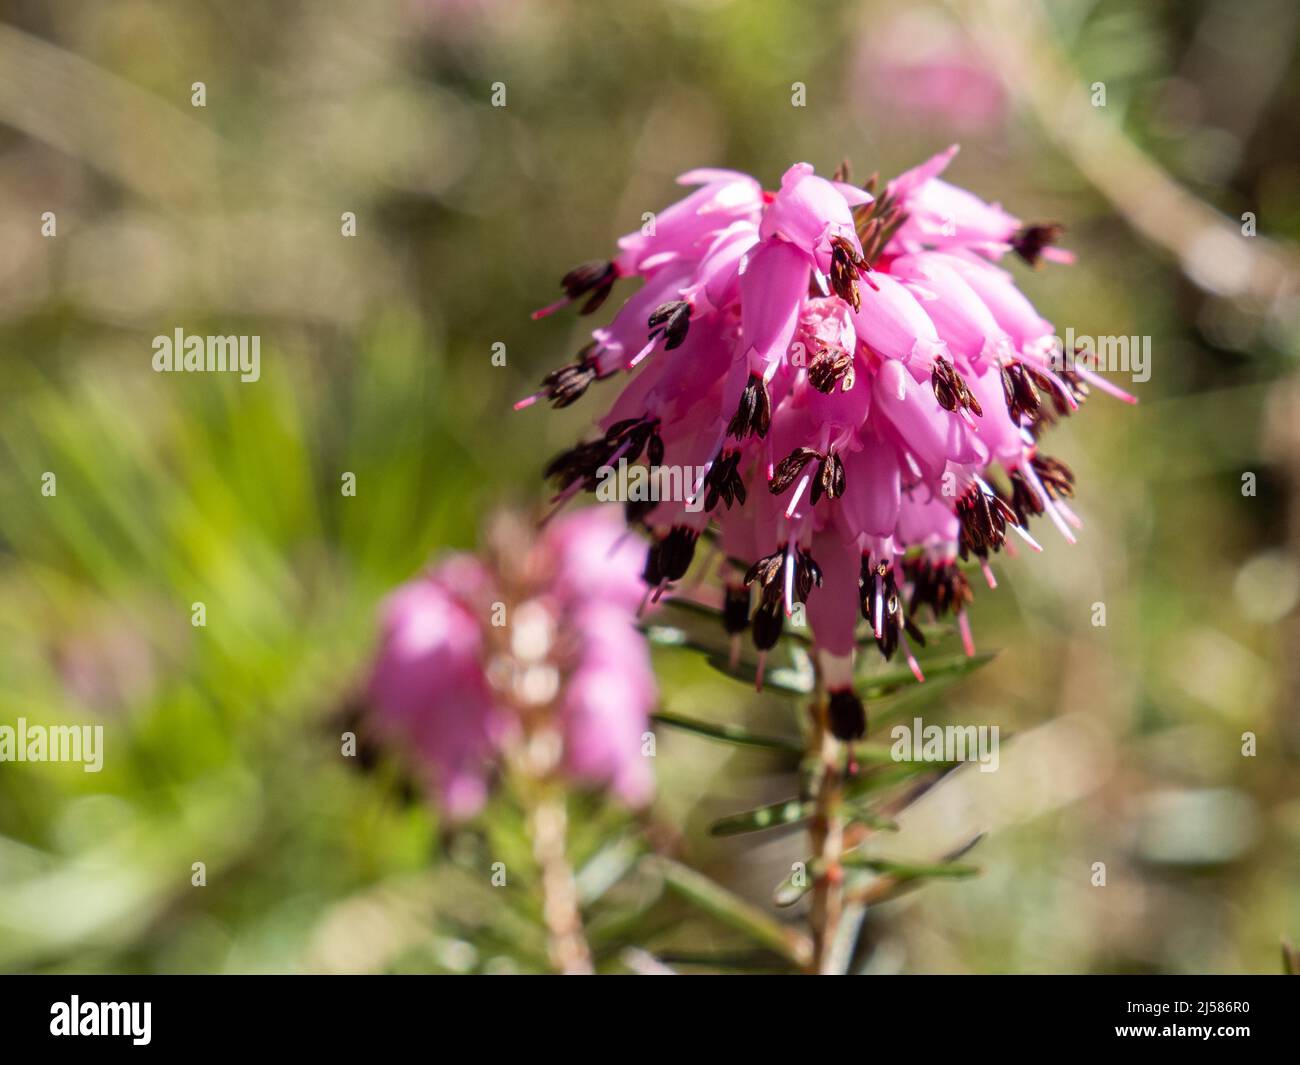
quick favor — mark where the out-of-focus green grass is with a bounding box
[1,0,1298,972]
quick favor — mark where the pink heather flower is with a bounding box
[524,147,1134,741]
[888,147,1075,266]
[367,508,656,818]
[850,16,1007,135]
[368,554,503,819]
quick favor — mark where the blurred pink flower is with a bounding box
[367,508,655,817]
[562,604,656,806]
[851,16,1006,134]
[368,554,504,818]
[523,147,1133,740]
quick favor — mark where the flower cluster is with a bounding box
[366,508,655,818]
[522,146,1132,741]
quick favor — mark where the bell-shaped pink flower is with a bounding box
[739,239,813,379]
[760,162,868,273]
[616,169,764,277]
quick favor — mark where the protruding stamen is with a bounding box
[786,471,812,518]
[1055,499,1084,529]
[1072,363,1138,405]
[701,448,747,512]
[534,259,618,319]
[957,610,975,657]
[770,447,820,494]
[898,627,925,683]
[1011,223,1066,267]
[783,539,796,618]
[1019,460,1077,545]
[646,300,692,351]
[530,296,572,321]
[1009,521,1043,553]
[628,339,656,369]
[727,374,772,439]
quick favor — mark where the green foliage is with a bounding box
[1,0,1297,975]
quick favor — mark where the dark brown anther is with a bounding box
[744,549,785,600]
[1000,362,1042,422]
[861,558,901,644]
[807,347,855,394]
[770,447,821,495]
[604,415,661,464]
[941,561,970,614]
[539,342,601,408]
[1043,360,1089,419]
[957,532,986,563]
[827,689,867,742]
[810,450,846,505]
[858,554,875,620]
[903,614,927,648]
[1032,454,1075,499]
[859,556,890,621]
[793,546,823,604]
[903,557,974,620]
[871,601,924,660]
[932,355,982,417]
[854,184,907,265]
[956,483,1018,554]
[1062,364,1089,403]
[830,236,867,311]
[933,364,959,412]
[647,300,692,350]
[641,539,665,586]
[660,526,699,581]
[727,373,772,440]
[544,438,616,493]
[1006,470,1044,527]
[642,525,699,586]
[647,429,665,468]
[745,544,820,611]
[875,610,899,660]
[624,498,656,526]
[831,158,853,184]
[703,449,747,511]
[559,260,618,315]
[751,599,785,651]
[1011,224,1065,268]
[722,583,751,635]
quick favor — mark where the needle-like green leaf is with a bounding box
[647,855,812,969]
[651,710,804,754]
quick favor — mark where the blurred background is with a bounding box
[1,0,1298,973]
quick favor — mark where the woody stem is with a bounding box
[528,787,593,975]
[807,692,845,974]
